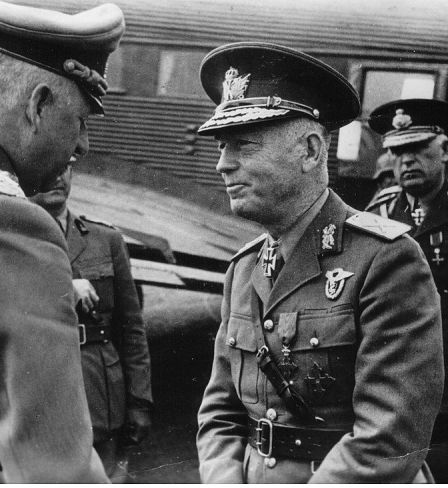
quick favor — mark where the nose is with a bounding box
[400,151,415,166]
[216,146,239,174]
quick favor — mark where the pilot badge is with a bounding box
[322,224,336,250]
[325,268,354,300]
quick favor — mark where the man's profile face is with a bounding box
[29,164,72,213]
[215,121,307,225]
[19,81,91,196]
[390,136,447,197]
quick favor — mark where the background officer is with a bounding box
[30,164,153,479]
[0,0,124,482]
[196,42,443,483]
[367,98,448,482]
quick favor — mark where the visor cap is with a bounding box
[0,1,125,114]
[198,42,360,135]
[369,98,448,149]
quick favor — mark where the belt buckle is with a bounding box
[79,323,86,346]
[255,418,273,457]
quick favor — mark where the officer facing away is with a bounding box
[196,42,444,483]
[30,164,153,480]
[367,98,448,482]
[0,0,124,482]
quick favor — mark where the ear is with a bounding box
[440,135,448,164]
[302,132,323,173]
[25,83,54,133]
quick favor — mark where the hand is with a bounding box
[124,408,152,445]
[73,279,99,313]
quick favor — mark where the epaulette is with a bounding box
[365,185,401,211]
[79,215,116,229]
[231,233,267,262]
[345,212,411,241]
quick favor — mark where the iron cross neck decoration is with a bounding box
[262,240,280,278]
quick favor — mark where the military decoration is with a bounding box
[430,231,445,266]
[392,108,412,130]
[222,67,251,102]
[262,241,279,278]
[305,362,335,399]
[278,312,298,380]
[325,268,354,300]
[411,205,425,226]
[322,224,336,250]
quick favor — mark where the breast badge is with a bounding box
[325,268,354,300]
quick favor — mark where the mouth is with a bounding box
[401,170,423,181]
[225,183,247,195]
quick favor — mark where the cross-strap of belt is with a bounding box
[250,288,322,424]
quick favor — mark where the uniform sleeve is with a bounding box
[309,235,444,483]
[0,198,108,483]
[110,231,152,407]
[197,262,249,483]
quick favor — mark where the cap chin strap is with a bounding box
[217,96,320,120]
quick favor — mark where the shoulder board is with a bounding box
[345,212,411,241]
[365,185,401,211]
[231,233,267,262]
[79,215,116,229]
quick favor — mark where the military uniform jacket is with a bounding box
[197,190,444,483]
[368,182,448,412]
[67,211,152,441]
[0,184,108,481]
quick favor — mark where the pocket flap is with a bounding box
[291,307,356,351]
[79,260,114,280]
[227,314,257,352]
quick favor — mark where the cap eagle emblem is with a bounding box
[222,67,251,102]
[392,109,412,130]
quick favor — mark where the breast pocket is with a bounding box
[290,305,357,406]
[78,259,115,310]
[226,314,259,405]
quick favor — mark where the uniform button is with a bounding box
[310,337,319,348]
[295,439,302,447]
[228,337,236,347]
[266,408,277,421]
[263,319,274,331]
[264,457,277,468]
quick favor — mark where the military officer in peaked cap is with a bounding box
[0,0,124,482]
[196,42,444,483]
[367,98,448,482]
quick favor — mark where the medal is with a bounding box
[277,312,298,379]
[430,231,445,266]
[411,202,425,226]
[305,362,335,399]
[261,240,279,278]
[325,268,354,300]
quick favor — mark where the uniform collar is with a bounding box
[412,181,448,237]
[269,188,329,263]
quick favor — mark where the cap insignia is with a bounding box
[325,268,354,300]
[392,109,412,130]
[322,224,336,250]
[222,67,251,102]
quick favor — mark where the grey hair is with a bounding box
[0,52,70,109]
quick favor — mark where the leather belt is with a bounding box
[79,323,111,346]
[248,417,347,461]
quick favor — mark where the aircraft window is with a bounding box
[105,47,125,94]
[362,70,435,116]
[157,49,208,98]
